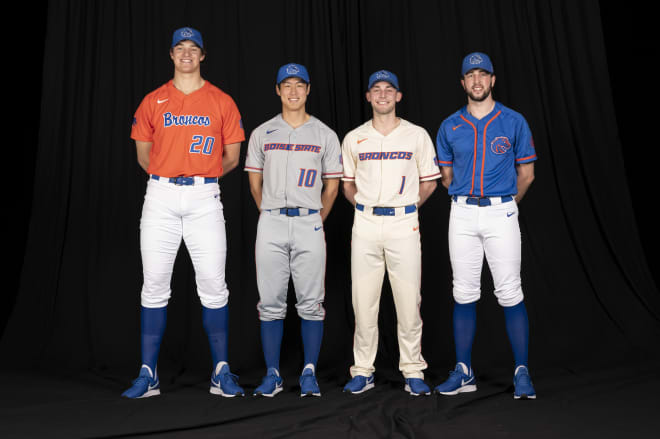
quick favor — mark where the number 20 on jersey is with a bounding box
[190,135,215,155]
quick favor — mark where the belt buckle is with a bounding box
[373,207,395,216]
[286,208,300,216]
[172,176,194,186]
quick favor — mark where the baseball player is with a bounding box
[245,63,342,397]
[341,70,441,396]
[434,52,537,399]
[122,27,245,398]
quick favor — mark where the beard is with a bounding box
[466,85,492,102]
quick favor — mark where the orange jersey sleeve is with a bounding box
[131,80,245,177]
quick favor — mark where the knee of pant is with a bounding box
[297,302,325,321]
[453,288,481,305]
[197,278,229,309]
[141,286,171,308]
[495,287,523,307]
[257,300,287,321]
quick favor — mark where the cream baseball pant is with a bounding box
[140,176,229,309]
[349,206,427,379]
[448,196,524,307]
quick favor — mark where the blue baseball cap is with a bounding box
[367,70,399,90]
[276,63,310,84]
[172,27,204,49]
[461,52,494,76]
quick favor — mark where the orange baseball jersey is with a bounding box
[131,80,245,177]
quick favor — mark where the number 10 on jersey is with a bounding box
[298,168,317,187]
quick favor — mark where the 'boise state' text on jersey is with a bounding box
[436,102,537,197]
[245,115,343,210]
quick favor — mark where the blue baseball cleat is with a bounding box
[434,362,477,395]
[122,365,160,399]
[343,374,375,394]
[210,362,244,397]
[513,365,536,399]
[405,378,431,396]
[299,365,321,397]
[253,367,284,397]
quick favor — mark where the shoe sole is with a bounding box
[210,387,244,397]
[514,393,536,400]
[253,386,283,397]
[122,388,160,399]
[404,384,431,396]
[435,384,477,395]
[300,390,321,397]
[343,382,375,394]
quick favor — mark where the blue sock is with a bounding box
[502,302,529,368]
[301,319,323,369]
[260,320,284,371]
[141,306,167,373]
[202,305,228,368]
[453,301,477,370]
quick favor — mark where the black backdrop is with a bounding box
[2,1,660,436]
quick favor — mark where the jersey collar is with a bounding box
[460,101,501,124]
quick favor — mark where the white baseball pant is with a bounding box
[448,197,524,307]
[140,177,229,309]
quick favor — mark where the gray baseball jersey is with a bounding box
[245,114,342,321]
[245,114,343,210]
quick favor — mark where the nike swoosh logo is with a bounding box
[148,381,159,390]
[266,129,279,134]
[314,226,322,231]
[157,98,168,104]
[357,138,368,144]
[452,124,463,130]
[507,212,516,217]
[413,226,419,231]
[461,377,474,386]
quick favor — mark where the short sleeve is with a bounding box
[244,129,264,173]
[322,130,343,178]
[221,95,246,145]
[435,122,454,167]
[417,129,441,181]
[130,96,154,142]
[514,117,537,164]
[341,133,357,181]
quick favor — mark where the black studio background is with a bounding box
[2,1,660,438]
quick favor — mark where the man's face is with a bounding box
[170,40,205,73]
[366,81,402,115]
[461,69,495,102]
[276,77,310,111]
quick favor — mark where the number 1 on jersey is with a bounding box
[298,168,317,187]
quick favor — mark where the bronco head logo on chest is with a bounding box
[490,136,512,154]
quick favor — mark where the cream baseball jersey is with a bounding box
[341,119,441,206]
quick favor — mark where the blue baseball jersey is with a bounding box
[436,102,537,197]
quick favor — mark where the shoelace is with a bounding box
[516,371,531,386]
[132,376,151,387]
[221,372,240,386]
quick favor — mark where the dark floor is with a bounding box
[2,361,659,439]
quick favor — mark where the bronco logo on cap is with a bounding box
[491,136,512,154]
[286,64,300,75]
[376,70,390,79]
[469,54,484,65]
[181,28,194,38]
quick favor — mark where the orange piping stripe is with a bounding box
[481,111,502,196]
[460,114,478,195]
[516,154,537,162]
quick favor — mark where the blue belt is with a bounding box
[151,175,218,185]
[276,208,319,216]
[453,195,513,206]
[356,203,417,216]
